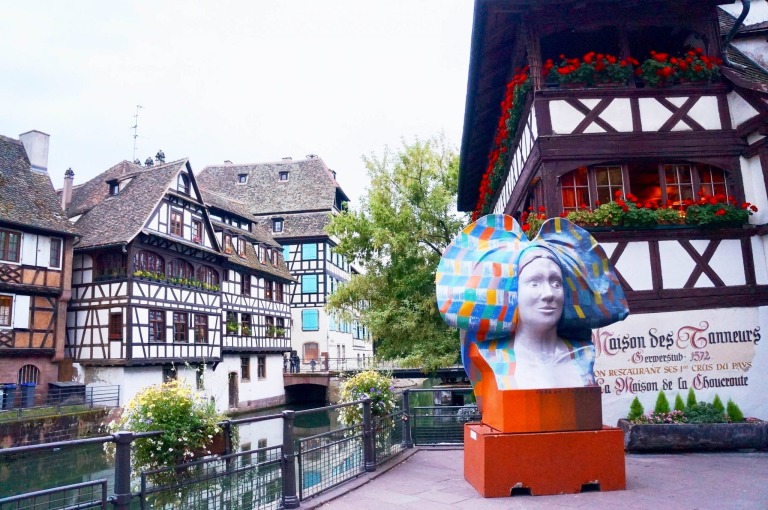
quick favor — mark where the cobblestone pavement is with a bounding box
[311,448,768,509]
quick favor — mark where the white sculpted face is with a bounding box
[517,256,564,331]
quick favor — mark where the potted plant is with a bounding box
[544,52,635,88]
[677,48,721,84]
[619,389,767,451]
[226,321,238,334]
[241,324,252,336]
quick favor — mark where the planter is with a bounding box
[618,419,768,452]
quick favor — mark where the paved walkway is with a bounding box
[309,448,768,509]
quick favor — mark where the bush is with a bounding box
[674,394,686,412]
[712,394,725,413]
[686,402,726,424]
[654,391,671,414]
[686,388,697,409]
[106,380,223,486]
[727,399,745,422]
[627,397,644,421]
[338,371,397,426]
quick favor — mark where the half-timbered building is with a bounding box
[201,189,294,410]
[197,157,374,369]
[459,0,768,422]
[0,131,77,395]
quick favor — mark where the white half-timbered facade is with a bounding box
[197,157,374,370]
[459,0,768,423]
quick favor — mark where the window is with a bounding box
[279,171,289,181]
[170,210,183,236]
[276,317,286,336]
[699,166,729,198]
[0,229,21,263]
[594,165,624,205]
[194,314,208,343]
[270,249,277,266]
[134,251,164,274]
[177,174,190,194]
[303,342,319,361]
[664,164,694,209]
[0,296,11,326]
[241,314,252,336]
[223,234,233,254]
[257,438,267,463]
[301,275,318,294]
[257,355,266,379]
[275,283,284,302]
[108,180,120,196]
[238,238,247,258]
[302,243,317,260]
[18,364,40,385]
[95,252,127,280]
[109,312,122,340]
[302,309,319,331]
[561,166,591,211]
[265,316,275,336]
[238,173,248,184]
[49,238,62,268]
[149,309,165,342]
[265,280,274,300]
[196,265,219,286]
[173,312,188,342]
[162,365,177,381]
[192,220,203,244]
[168,259,194,280]
[272,218,283,233]
[241,275,251,296]
[241,356,250,380]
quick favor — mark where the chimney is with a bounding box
[19,130,50,173]
[224,160,233,165]
[61,168,75,210]
[282,157,292,161]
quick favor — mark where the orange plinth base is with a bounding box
[464,423,626,497]
[482,386,603,433]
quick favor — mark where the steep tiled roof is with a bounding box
[255,212,332,241]
[196,157,349,215]
[722,45,768,92]
[212,219,294,281]
[71,160,189,249]
[0,134,76,235]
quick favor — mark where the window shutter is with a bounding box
[302,309,319,331]
[21,234,37,265]
[13,295,30,328]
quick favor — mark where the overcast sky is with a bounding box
[2,1,474,206]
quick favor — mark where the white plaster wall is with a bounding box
[207,353,285,411]
[639,98,673,131]
[728,91,760,128]
[659,241,696,288]
[612,242,653,291]
[740,155,768,225]
[598,98,633,132]
[550,100,585,134]
[708,239,747,286]
[686,96,721,130]
[73,365,165,409]
[733,38,768,71]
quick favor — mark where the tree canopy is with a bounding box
[326,136,468,372]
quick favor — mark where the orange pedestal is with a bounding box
[482,386,603,433]
[464,423,626,497]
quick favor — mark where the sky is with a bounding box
[1,1,475,206]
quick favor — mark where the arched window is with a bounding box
[196,265,219,286]
[18,364,40,384]
[94,252,127,280]
[177,174,190,195]
[133,251,165,274]
[168,259,194,279]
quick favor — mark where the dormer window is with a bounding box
[279,171,289,181]
[223,234,233,254]
[238,174,248,184]
[177,174,190,195]
[272,218,284,233]
[238,238,247,258]
[108,180,119,196]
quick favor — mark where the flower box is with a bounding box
[618,419,768,452]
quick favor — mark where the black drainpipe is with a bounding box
[722,0,751,69]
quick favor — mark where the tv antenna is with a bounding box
[131,105,142,161]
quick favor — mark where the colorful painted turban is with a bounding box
[436,214,629,378]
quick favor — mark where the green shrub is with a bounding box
[627,397,644,421]
[654,391,671,414]
[686,402,726,423]
[674,394,685,412]
[726,399,745,422]
[686,388,697,409]
[712,394,725,413]
[338,370,397,426]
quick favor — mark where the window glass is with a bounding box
[242,275,251,296]
[170,210,183,236]
[257,356,266,379]
[279,171,289,181]
[301,275,318,294]
[0,296,12,326]
[149,309,165,342]
[302,243,317,260]
[272,218,283,233]
[168,259,194,280]
[49,238,62,268]
[664,164,694,209]
[192,220,203,243]
[594,165,624,205]
[560,167,590,211]
[698,165,729,199]
[302,309,319,331]
[95,252,127,280]
[241,357,250,380]
[173,312,188,342]
[109,312,122,340]
[194,314,208,343]
[196,265,219,286]
[628,163,663,207]
[0,230,21,263]
[177,174,190,194]
[134,251,165,274]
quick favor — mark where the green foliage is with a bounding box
[686,388,697,409]
[627,396,644,421]
[622,203,657,228]
[684,202,749,226]
[674,394,686,412]
[654,207,684,224]
[106,380,223,486]
[326,136,468,371]
[686,402,726,423]
[337,371,397,426]
[654,391,671,414]
[726,399,745,423]
[712,394,725,413]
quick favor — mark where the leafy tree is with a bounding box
[726,399,745,422]
[627,396,645,421]
[674,393,686,412]
[686,388,698,409]
[712,394,725,413]
[326,136,468,371]
[654,391,671,414]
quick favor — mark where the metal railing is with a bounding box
[0,388,474,509]
[0,479,109,510]
[0,385,120,422]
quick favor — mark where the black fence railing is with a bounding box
[0,388,474,509]
[0,384,120,421]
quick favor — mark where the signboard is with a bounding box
[594,306,768,425]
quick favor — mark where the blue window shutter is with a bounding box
[302,275,317,293]
[283,246,290,262]
[302,309,319,331]
[302,243,317,260]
